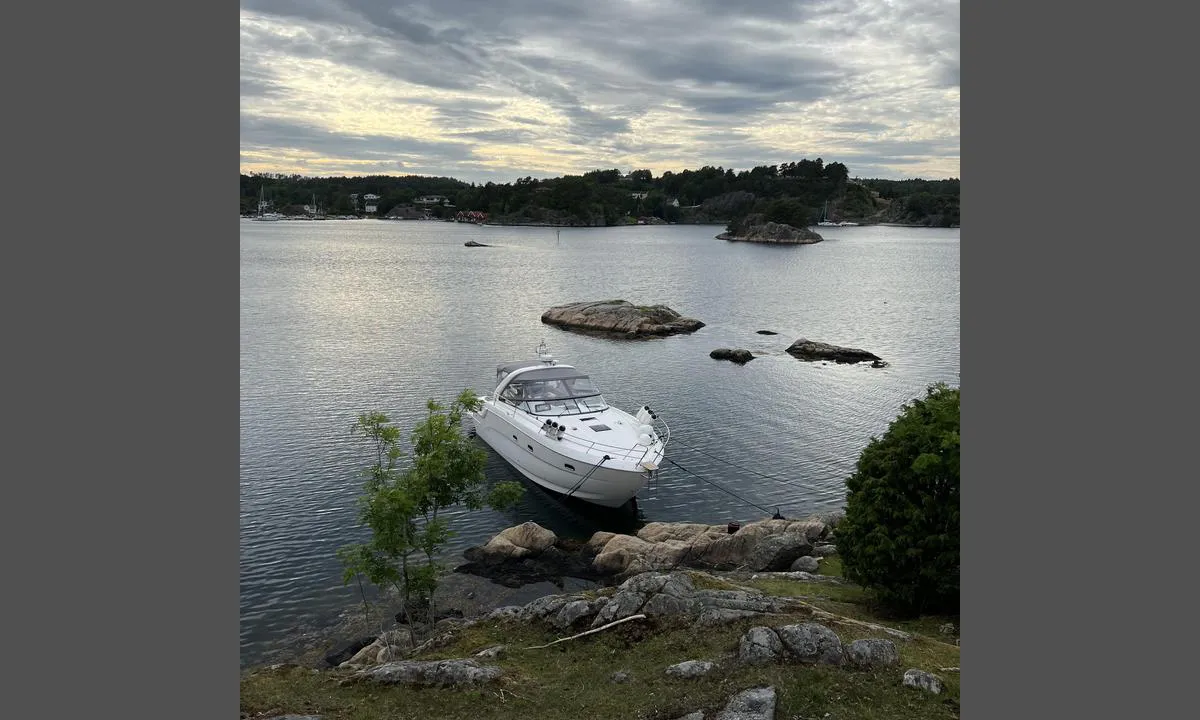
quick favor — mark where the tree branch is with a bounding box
[521,614,647,650]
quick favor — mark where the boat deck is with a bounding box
[480,397,665,466]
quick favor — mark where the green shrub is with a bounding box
[337,391,524,628]
[837,383,960,615]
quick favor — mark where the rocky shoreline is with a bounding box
[244,513,958,718]
[289,514,845,668]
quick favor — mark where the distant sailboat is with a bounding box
[305,192,325,219]
[817,201,837,227]
[252,185,282,221]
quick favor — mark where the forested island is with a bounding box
[240,159,960,229]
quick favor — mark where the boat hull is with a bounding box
[470,403,659,508]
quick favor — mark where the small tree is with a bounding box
[337,390,524,630]
[837,383,960,616]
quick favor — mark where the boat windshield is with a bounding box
[498,369,609,415]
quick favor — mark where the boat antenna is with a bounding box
[536,340,554,364]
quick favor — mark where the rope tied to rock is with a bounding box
[664,457,774,515]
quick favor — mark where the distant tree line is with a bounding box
[240,173,471,217]
[241,159,959,227]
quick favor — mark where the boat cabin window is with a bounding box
[498,370,608,415]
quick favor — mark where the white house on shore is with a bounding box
[363,193,379,213]
[415,195,447,206]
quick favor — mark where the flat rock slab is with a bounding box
[785,338,884,365]
[665,659,717,678]
[541,300,705,337]
[354,659,502,686]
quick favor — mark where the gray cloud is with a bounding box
[508,116,547,126]
[241,115,480,163]
[831,121,890,134]
[240,67,287,99]
[448,128,540,144]
[240,0,959,181]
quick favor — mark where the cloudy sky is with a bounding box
[240,0,959,184]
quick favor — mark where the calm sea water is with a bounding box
[240,219,959,666]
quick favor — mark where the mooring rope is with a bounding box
[664,457,775,515]
[564,454,609,499]
[670,436,847,501]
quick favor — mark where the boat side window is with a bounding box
[500,383,524,404]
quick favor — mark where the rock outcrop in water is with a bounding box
[785,338,886,365]
[541,300,705,337]
[710,348,755,364]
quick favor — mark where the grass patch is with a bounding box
[683,571,742,591]
[820,555,845,577]
[242,569,959,720]
[743,576,870,605]
[243,612,958,720]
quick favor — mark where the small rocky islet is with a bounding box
[540,299,705,337]
[716,215,823,244]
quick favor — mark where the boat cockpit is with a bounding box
[495,365,610,416]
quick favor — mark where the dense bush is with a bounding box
[837,383,960,615]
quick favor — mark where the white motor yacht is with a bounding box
[469,343,668,508]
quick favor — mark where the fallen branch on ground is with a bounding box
[522,614,647,649]
[803,605,913,640]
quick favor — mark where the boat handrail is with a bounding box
[559,435,653,461]
[637,414,670,466]
[654,414,671,451]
